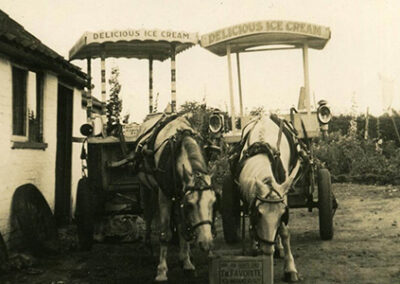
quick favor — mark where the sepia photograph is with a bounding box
[0,1,399,283]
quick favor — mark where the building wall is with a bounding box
[0,56,86,243]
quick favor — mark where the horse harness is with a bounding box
[231,116,298,245]
[136,115,216,242]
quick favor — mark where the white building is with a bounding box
[0,10,88,246]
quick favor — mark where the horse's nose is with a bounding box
[199,240,214,252]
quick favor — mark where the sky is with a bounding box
[1,0,400,122]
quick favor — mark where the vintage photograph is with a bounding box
[0,1,399,283]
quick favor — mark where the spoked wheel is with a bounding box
[75,178,95,250]
[317,169,334,240]
[221,175,241,244]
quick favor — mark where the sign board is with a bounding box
[209,255,273,284]
[69,28,198,60]
[201,20,330,47]
[123,123,140,139]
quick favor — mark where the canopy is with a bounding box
[69,28,199,61]
[200,20,331,56]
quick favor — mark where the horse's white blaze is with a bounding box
[185,190,215,248]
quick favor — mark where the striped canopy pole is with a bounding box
[236,52,244,121]
[100,54,107,115]
[170,43,176,113]
[86,57,93,122]
[149,56,153,113]
[226,44,236,130]
[302,43,311,115]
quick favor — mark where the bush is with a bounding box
[314,132,400,185]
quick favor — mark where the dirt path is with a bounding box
[1,183,399,284]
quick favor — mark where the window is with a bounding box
[28,72,44,142]
[12,66,27,137]
[12,66,46,148]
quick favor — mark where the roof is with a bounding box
[201,20,331,56]
[69,29,198,61]
[0,10,87,88]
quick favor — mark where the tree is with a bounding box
[106,67,123,135]
[250,106,266,117]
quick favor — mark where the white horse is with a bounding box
[136,114,216,282]
[237,115,301,282]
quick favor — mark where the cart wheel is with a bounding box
[317,169,334,240]
[221,175,241,244]
[75,178,95,250]
[11,184,59,256]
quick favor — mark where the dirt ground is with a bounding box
[1,183,399,284]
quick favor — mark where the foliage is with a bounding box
[179,101,231,189]
[329,113,400,144]
[178,100,400,185]
[106,67,123,135]
[250,106,267,117]
[314,131,400,185]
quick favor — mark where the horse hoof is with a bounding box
[154,275,168,282]
[283,272,300,282]
[183,269,197,278]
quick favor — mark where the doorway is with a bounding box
[55,84,73,225]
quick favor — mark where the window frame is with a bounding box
[11,64,29,142]
[10,64,47,149]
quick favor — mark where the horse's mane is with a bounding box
[181,135,208,174]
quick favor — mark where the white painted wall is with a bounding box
[0,56,86,243]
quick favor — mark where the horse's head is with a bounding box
[250,160,300,255]
[177,136,217,252]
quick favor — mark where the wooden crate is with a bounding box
[209,253,273,284]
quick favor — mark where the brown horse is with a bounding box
[136,114,217,282]
[236,115,301,282]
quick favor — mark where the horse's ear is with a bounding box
[182,164,193,184]
[281,159,301,194]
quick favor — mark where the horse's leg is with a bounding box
[274,235,285,259]
[178,225,195,273]
[155,190,171,282]
[278,223,299,282]
[139,174,155,252]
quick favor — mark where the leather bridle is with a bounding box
[179,181,217,242]
[249,184,289,246]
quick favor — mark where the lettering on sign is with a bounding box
[123,124,140,138]
[218,260,263,284]
[201,20,330,46]
[89,29,194,43]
